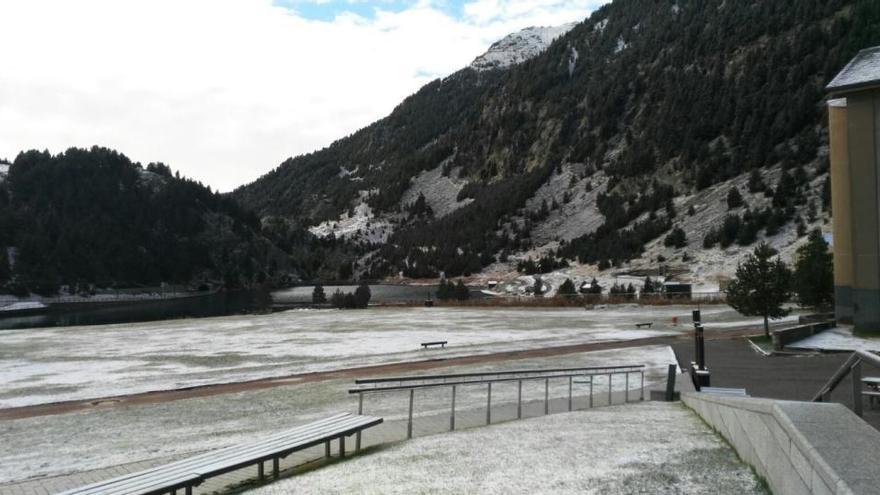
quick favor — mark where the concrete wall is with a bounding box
[682,392,880,495]
[772,321,836,351]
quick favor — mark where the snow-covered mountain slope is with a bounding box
[470,23,577,71]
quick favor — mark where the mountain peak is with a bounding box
[470,23,577,71]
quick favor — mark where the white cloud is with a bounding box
[0,0,603,191]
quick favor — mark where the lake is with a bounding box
[0,284,447,330]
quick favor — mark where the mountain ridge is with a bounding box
[232,0,880,286]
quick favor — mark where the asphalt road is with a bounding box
[671,338,880,430]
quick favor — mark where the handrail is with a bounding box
[350,365,647,445]
[349,368,640,394]
[354,364,646,386]
[811,350,880,417]
[812,353,861,402]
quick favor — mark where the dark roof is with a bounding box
[827,46,880,94]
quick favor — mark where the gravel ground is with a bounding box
[0,305,767,408]
[0,345,678,484]
[250,401,768,495]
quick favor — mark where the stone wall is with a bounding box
[682,392,880,495]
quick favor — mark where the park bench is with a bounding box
[700,387,748,396]
[421,341,447,349]
[635,322,653,329]
[60,412,383,495]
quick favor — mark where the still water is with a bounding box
[0,285,446,330]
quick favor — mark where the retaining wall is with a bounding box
[772,321,836,351]
[682,392,880,494]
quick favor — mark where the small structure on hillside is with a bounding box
[826,46,880,331]
[663,281,692,299]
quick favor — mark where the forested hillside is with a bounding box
[0,147,294,293]
[234,0,880,282]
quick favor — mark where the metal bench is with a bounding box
[60,412,383,495]
[634,322,653,329]
[421,341,447,349]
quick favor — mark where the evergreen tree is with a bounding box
[747,169,765,193]
[312,284,327,304]
[436,279,451,300]
[454,280,470,301]
[793,230,833,309]
[558,278,576,297]
[643,276,656,294]
[727,187,744,209]
[354,282,372,308]
[0,247,9,284]
[726,243,792,337]
[330,289,345,308]
[664,227,687,248]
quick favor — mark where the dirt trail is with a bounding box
[0,327,761,421]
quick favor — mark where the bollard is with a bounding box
[450,385,456,431]
[407,389,414,439]
[517,380,522,419]
[487,382,492,425]
[666,364,677,401]
[356,392,363,452]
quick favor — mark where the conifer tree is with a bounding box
[312,284,326,304]
[726,243,792,337]
[792,230,833,309]
[454,280,470,301]
[727,187,744,209]
[354,281,372,308]
[558,278,576,297]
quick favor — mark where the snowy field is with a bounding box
[251,402,767,495]
[0,305,776,408]
[0,345,678,484]
[788,326,880,353]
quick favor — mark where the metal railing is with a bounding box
[349,364,646,449]
[812,350,880,417]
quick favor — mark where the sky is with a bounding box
[0,0,604,192]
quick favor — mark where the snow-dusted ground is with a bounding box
[0,301,47,312]
[0,306,765,408]
[252,401,767,495]
[0,345,678,484]
[787,326,880,353]
[399,163,472,219]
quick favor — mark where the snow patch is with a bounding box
[308,192,393,243]
[0,301,47,312]
[253,402,765,495]
[788,326,880,353]
[568,45,580,77]
[471,23,576,71]
[595,18,609,33]
[615,37,629,54]
[399,162,473,219]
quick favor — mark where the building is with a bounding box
[826,46,880,331]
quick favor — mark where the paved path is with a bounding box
[671,339,880,430]
[0,385,641,495]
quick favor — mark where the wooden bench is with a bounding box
[60,412,383,495]
[635,322,653,329]
[421,341,447,349]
